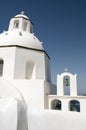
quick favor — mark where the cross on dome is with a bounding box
[20,11,25,15]
[64,68,68,72]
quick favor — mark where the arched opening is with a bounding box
[0,59,4,76]
[51,99,61,110]
[69,100,80,112]
[14,20,19,29]
[23,21,28,31]
[25,61,36,79]
[30,23,33,33]
[63,76,70,95]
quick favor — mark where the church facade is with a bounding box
[0,12,86,130]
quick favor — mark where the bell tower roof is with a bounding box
[14,11,29,20]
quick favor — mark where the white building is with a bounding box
[0,12,86,130]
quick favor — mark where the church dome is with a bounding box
[0,30,44,50]
[0,13,44,50]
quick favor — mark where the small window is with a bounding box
[14,20,19,29]
[23,21,27,31]
[30,24,33,33]
[69,100,80,112]
[51,99,62,110]
[63,76,70,87]
[63,76,70,95]
[0,59,4,76]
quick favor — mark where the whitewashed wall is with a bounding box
[28,109,86,130]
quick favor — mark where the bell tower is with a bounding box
[57,70,77,96]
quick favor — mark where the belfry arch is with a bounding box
[57,72,77,96]
[69,100,80,112]
[63,76,70,95]
[51,99,62,110]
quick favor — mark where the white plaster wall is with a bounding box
[14,47,49,81]
[77,98,86,113]
[0,99,17,130]
[0,79,23,101]
[9,80,50,110]
[70,74,77,96]
[0,46,50,81]
[0,47,16,79]
[57,75,63,95]
[44,81,51,108]
[0,98,28,130]
[28,110,86,130]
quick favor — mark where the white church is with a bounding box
[0,12,86,130]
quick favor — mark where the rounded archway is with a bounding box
[51,99,62,110]
[63,76,70,95]
[69,100,80,112]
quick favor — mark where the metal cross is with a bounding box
[64,68,68,72]
[21,11,24,15]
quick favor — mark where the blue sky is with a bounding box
[0,0,86,94]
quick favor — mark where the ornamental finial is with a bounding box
[64,68,68,72]
[20,11,24,15]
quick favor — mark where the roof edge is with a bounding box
[0,45,50,59]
